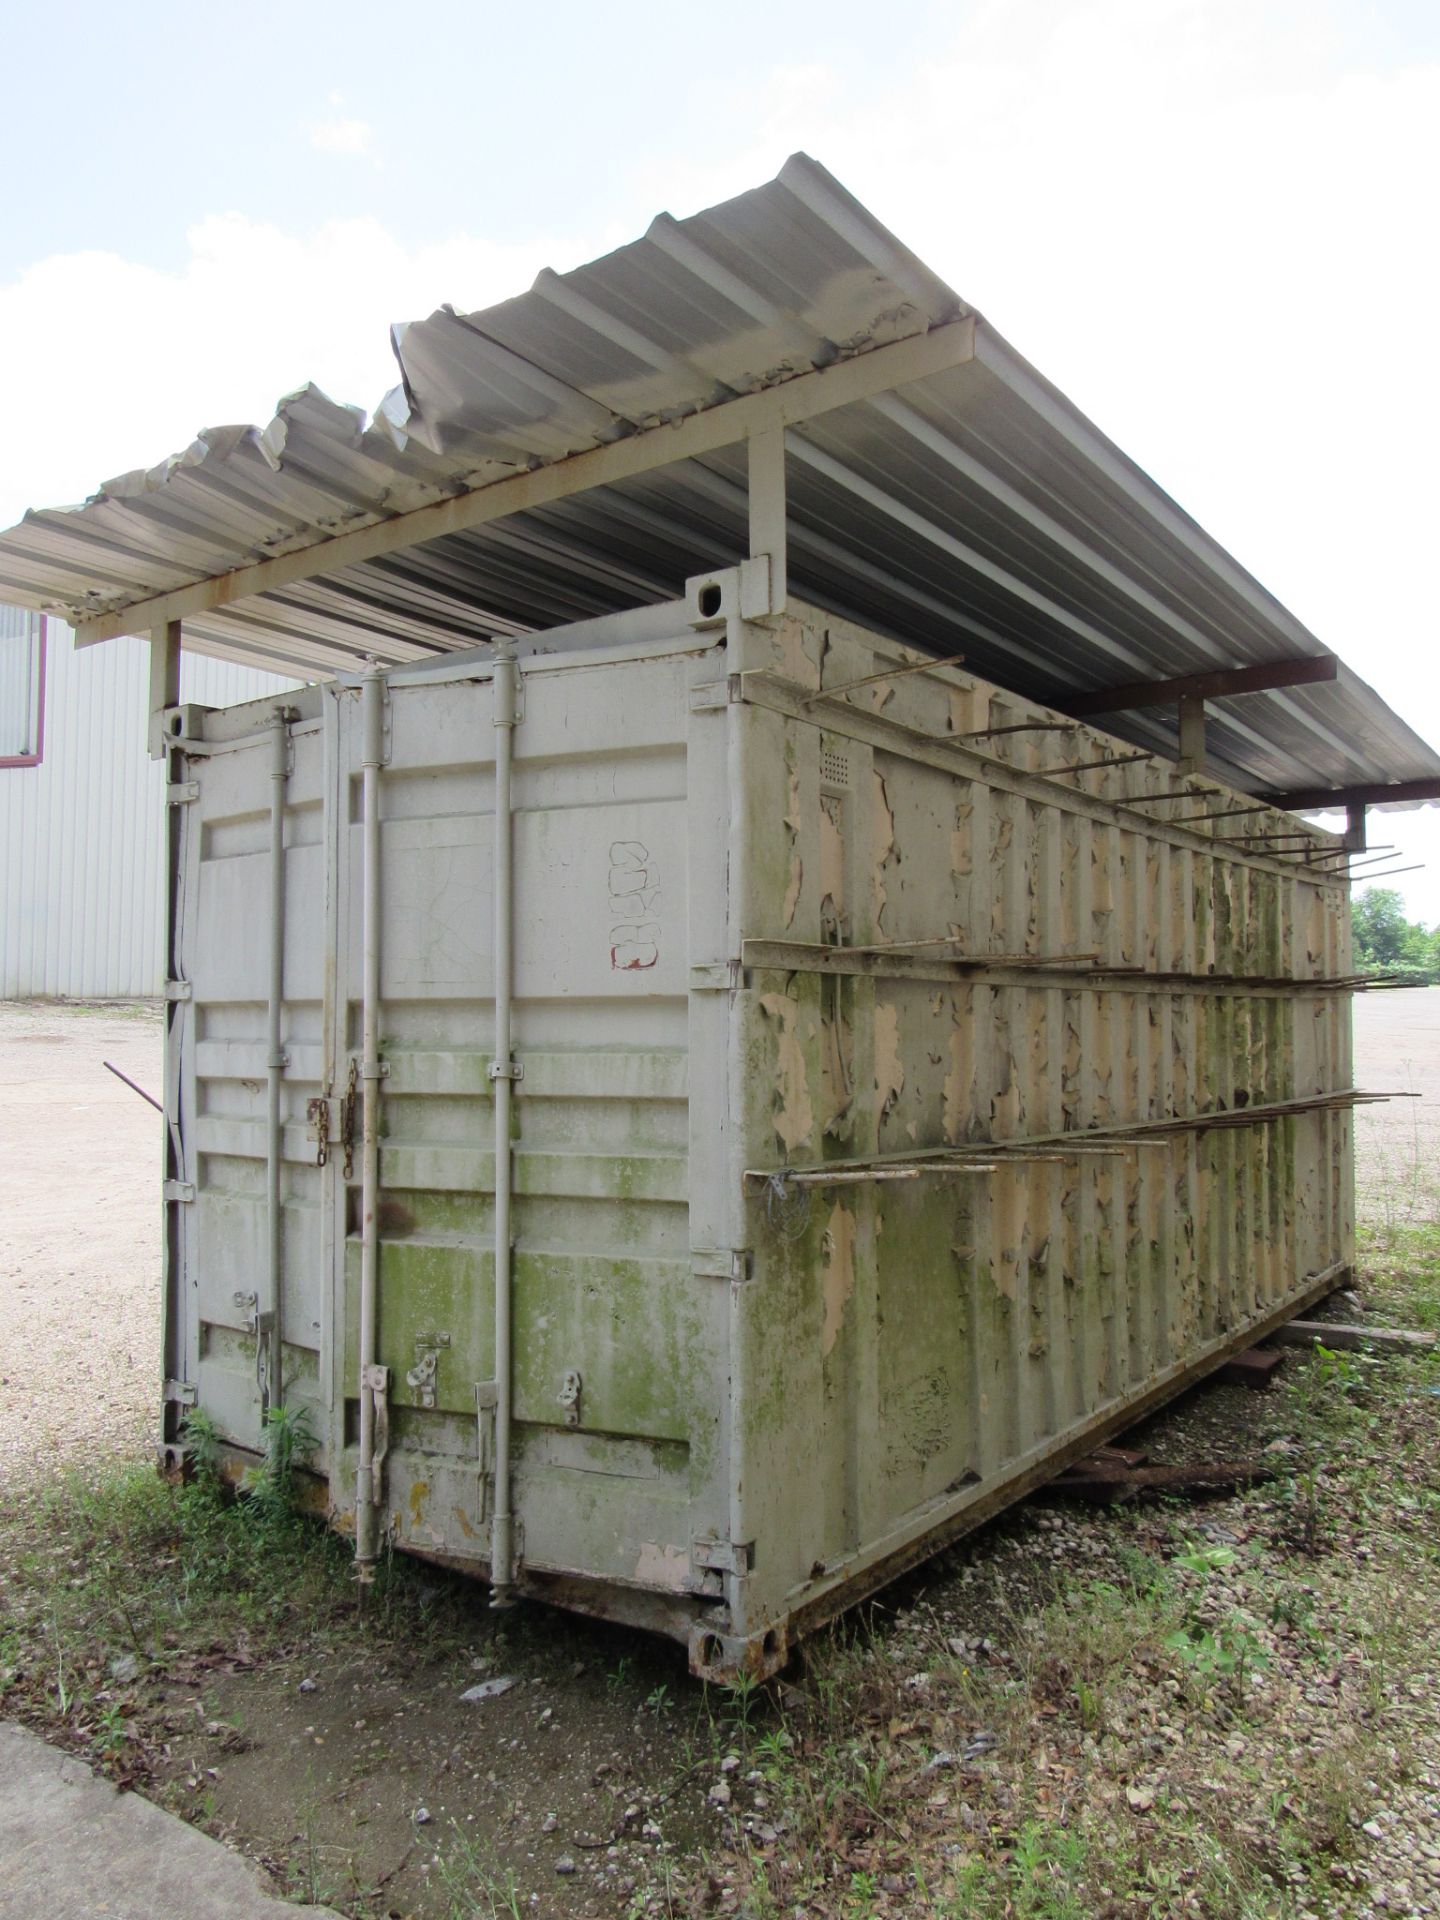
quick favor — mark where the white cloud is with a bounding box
[309,115,374,157]
[0,213,564,524]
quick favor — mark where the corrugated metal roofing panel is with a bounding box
[0,153,1434,806]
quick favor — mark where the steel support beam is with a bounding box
[1265,777,1440,812]
[746,428,787,614]
[147,620,182,760]
[75,318,976,647]
[1177,692,1206,776]
[1056,653,1339,718]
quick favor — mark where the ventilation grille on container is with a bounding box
[820,748,850,790]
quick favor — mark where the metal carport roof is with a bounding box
[2,153,1436,810]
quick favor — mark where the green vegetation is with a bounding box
[0,1403,472,1791]
[1352,885,1440,980]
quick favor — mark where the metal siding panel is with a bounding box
[0,615,295,997]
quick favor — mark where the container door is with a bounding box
[334,640,729,1592]
[165,702,334,1471]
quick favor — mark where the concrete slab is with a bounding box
[0,1722,339,1919]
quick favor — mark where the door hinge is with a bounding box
[475,1381,498,1524]
[692,1534,753,1577]
[558,1368,582,1427]
[362,1363,391,1504]
[164,979,193,1002]
[406,1332,449,1410]
[163,1378,198,1408]
[690,960,741,992]
[166,781,200,805]
[164,1179,195,1203]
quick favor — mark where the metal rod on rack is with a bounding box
[802,650,965,706]
[1033,750,1153,778]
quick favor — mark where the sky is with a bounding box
[3,0,1439,914]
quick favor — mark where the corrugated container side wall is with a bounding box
[723,607,1352,1646]
[0,621,296,998]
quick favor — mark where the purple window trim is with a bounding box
[0,614,46,769]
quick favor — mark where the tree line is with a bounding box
[1351,888,1440,981]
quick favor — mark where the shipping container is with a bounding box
[3,155,1432,1680]
[158,579,1354,1679]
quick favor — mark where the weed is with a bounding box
[721,1670,764,1735]
[93,1700,128,1758]
[433,1822,524,1920]
[240,1401,319,1521]
[1268,1582,1323,1649]
[851,1751,888,1817]
[1165,1616,1270,1696]
[844,1866,879,1912]
[1167,1542,1270,1699]
[181,1407,225,1481]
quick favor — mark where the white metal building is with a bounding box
[0,611,294,997]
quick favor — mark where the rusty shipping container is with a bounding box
[2,157,1432,1680]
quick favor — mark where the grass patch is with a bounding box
[0,1433,474,1787]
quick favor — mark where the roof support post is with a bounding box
[148,619,181,760]
[1177,693,1206,776]
[746,427,787,617]
[1344,803,1367,855]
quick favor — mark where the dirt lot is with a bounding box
[1,991,1437,1917]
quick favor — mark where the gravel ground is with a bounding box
[0,1001,163,1491]
[1351,987,1440,1223]
[0,990,1431,1488]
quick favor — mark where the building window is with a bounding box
[0,608,46,768]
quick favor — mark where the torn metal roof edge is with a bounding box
[69,315,980,648]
